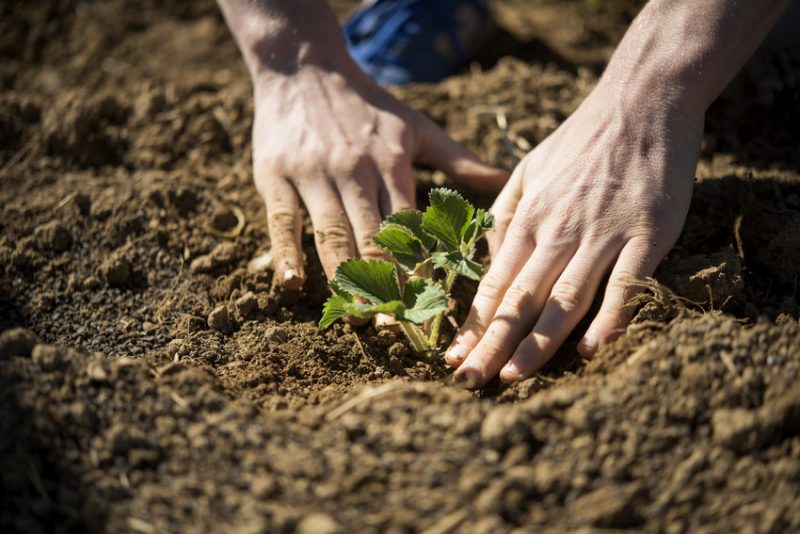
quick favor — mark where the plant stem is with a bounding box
[428,271,457,349]
[399,321,431,354]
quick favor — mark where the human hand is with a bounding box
[252,61,507,289]
[444,83,705,388]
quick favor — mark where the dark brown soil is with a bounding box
[2,1,799,532]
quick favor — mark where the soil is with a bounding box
[2,0,799,532]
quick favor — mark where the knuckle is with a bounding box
[357,238,384,258]
[548,281,587,312]
[500,283,534,311]
[316,221,353,251]
[476,274,507,302]
[267,205,296,232]
[377,147,408,174]
[330,149,370,178]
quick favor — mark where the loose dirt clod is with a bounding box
[0,328,39,357]
[234,291,258,320]
[296,513,342,534]
[34,220,72,252]
[99,252,132,287]
[208,305,235,334]
[190,241,239,274]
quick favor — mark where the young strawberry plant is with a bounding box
[319,188,494,354]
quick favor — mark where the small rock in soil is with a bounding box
[265,325,288,343]
[296,513,342,534]
[31,344,65,371]
[190,241,239,274]
[568,484,643,528]
[82,275,101,290]
[34,220,72,252]
[208,305,235,334]
[234,291,258,320]
[0,327,39,357]
[711,408,764,453]
[99,252,132,287]
[480,406,534,451]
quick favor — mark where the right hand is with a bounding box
[252,59,508,289]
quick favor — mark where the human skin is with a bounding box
[216,0,508,301]
[446,0,793,388]
[218,0,791,387]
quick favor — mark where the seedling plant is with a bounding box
[320,188,494,355]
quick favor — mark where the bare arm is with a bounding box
[217,0,507,291]
[447,0,792,388]
[599,0,792,117]
[217,0,349,77]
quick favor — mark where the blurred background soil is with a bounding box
[1,0,799,532]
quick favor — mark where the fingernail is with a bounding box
[500,361,523,383]
[579,334,598,357]
[283,268,302,289]
[453,367,480,390]
[444,346,463,366]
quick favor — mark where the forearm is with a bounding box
[216,0,350,77]
[598,0,792,116]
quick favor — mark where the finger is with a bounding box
[414,114,509,192]
[335,158,387,260]
[377,154,416,217]
[453,243,574,389]
[577,236,662,357]
[443,221,534,368]
[486,165,524,258]
[500,242,619,383]
[298,176,357,280]
[260,173,304,290]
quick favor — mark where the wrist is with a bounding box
[595,0,793,122]
[590,70,706,143]
[218,0,352,79]
[244,20,352,78]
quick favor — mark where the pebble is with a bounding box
[100,253,132,287]
[208,305,235,335]
[480,406,534,451]
[0,327,39,357]
[296,513,342,534]
[32,344,65,371]
[34,220,72,252]
[190,241,239,274]
[235,291,258,319]
[265,325,288,343]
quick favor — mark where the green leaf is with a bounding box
[328,279,353,301]
[464,208,495,244]
[421,188,474,252]
[402,279,448,323]
[432,251,484,281]
[319,294,351,329]
[334,259,401,304]
[402,278,429,308]
[385,210,436,251]
[373,224,427,274]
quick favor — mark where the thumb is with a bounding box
[414,114,509,192]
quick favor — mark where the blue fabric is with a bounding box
[343,0,490,85]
